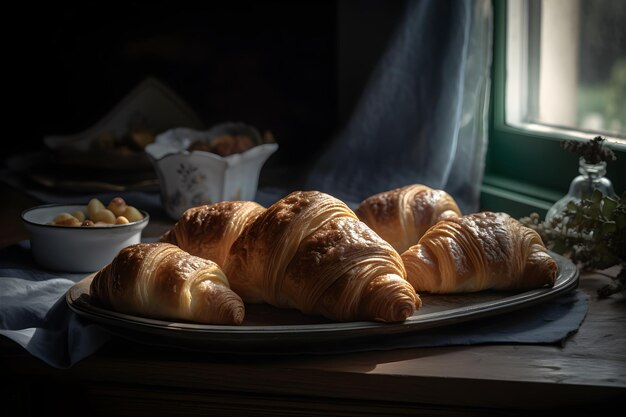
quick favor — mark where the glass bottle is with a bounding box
[545,158,617,225]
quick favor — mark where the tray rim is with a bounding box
[66,251,579,349]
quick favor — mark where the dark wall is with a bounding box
[7,2,335,168]
[337,0,406,125]
[6,1,404,186]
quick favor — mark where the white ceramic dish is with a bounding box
[146,124,278,220]
[21,204,150,273]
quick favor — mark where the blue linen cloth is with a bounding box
[0,238,589,368]
[0,188,589,367]
[0,242,111,368]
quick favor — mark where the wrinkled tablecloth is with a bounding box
[0,238,589,369]
[0,188,589,368]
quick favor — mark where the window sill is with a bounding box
[504,120,626,151]
[480,173,562,218]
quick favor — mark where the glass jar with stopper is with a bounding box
[545,136,618,225]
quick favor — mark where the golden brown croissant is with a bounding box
[160,201,265,267]
[90,242,245,325]
[401,211,558,294]
[354,184,462,253]
[223,190,421,322]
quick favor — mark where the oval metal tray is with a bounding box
[66,251,579,354]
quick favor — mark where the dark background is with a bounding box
[5,0,405,188]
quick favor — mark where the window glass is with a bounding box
[506,0,626,143]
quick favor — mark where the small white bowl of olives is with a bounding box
[21,197,149,273]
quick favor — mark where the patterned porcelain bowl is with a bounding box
[146,123,278,220]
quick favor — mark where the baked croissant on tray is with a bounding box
[401,211,558,294]
[160,200,265,268]
[222,191,421,322]
[90,242,245,325]
[354,184,462,253]
[160,191,421,323]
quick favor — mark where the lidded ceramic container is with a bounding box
[146,122,278,220]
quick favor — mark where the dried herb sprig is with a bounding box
[561,136,617,164]
[521,135,623,297]
[520,190,626,298]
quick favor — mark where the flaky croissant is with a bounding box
[401,211,558,293]
[354,184,462,253]
[90,242,245,325]
[160,201,264,267]
[223,191,421,323]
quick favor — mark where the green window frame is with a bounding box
[480,0,626,219]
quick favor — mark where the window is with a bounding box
[506,0,626,144]
[481,0,625,218]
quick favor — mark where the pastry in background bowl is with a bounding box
[146,122,278,220]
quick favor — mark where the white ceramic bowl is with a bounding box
[21,204,150,273]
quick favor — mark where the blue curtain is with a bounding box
[305,0,493,213]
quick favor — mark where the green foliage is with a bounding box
[520,190,626,298]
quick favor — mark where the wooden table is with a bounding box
[1,182,624,416]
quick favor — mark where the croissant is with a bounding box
[160,201,265,267]
[90,242,245,325]
[223,190,421,323]
[354,184,462,253]
[401,211,558,293]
